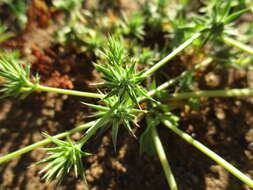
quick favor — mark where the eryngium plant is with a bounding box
[0,0,253,189]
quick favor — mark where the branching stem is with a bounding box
[21,84,104,99]
[142,32,202,78]
[138,57,213,102]
[0,121,95,164]
[162,120,253,188]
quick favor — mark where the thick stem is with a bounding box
[223,36,253,56]
[21,84,104,99]
[162,120,253,188]
[0,121,95,164]
[141,32,202,78]
[167,88,253,101]
[151,126,178,190]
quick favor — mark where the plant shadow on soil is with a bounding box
[0,68,253,190]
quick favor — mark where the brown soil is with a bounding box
[0,53,253,190]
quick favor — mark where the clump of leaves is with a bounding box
[83,97,144,150]
[121,13,145,40]
[54,2,107,55]
[134,46,157,65]
[35,134,91,183]
[95,36,150,105]
[195,0,250,44]
[0,52,39,98]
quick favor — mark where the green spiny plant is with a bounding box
[94,36,151,105]
[0,0,253,189]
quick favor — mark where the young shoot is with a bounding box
[0,54,39,98]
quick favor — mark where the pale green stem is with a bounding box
[142,32,202,78]
[223,36,253,56]
[166,88,253,101]
[138,57,213,102]
[22,41,210,101]
[0,121,95,164]
[21,84,104,99]
[162,120,253,188]
[151,126,178,190]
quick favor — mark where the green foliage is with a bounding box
[165,1,196,47]
[4,0,27,28]
[121,13,145,40]
[0,53,39,98]
[139,115,158,156]
[83,97,145,150]
[177,72,194,91]
[95,36,150,105]
[140,0,167,30]
[195,0,250,43]
[0,24,12,43]
[0,0,253,188]
[135,47,157,65]
[35,134,91,183]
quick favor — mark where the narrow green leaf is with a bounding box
[81,102,109,111]
[224,8,250,24]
